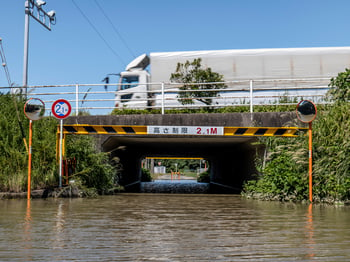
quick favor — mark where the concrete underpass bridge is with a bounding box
[64,112,307,193]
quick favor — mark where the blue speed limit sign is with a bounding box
[52,99,72,119]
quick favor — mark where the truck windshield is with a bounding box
[120,76,139,90]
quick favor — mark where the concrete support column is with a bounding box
[116,150,142,192]
[209,145,256,193]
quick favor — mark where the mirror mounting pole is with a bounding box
[308,122,313,202]
[296,100,317,203]
[27,120,33,200]
[23,98,45,200]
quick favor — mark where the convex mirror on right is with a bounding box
[296,100,317,123]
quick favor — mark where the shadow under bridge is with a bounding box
[103,134,258,193]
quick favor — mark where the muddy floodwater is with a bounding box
[0,194,349,261]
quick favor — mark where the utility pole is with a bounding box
[23,0,56,95]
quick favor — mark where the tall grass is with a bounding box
[243,69,350,202]
[244,102,349,202]
[0,94,28,191]
[0,93,115,193]
[312,102,350,201]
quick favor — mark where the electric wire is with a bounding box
[94,0,136,58]
[0,38,28,152]
[71,0,126,66]
[0,38,12,87]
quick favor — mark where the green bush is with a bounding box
[243,69,350,202]
[197,171,210,183]
[243,134,309,201]
[141,168,152,182]
[111,104,302,115]
[243,103,350,202]
[65,135,115,193]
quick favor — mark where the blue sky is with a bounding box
[0,0,349,88]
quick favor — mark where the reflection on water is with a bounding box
[52,201,65,251]
[153,179,198,183]
[0,195,349,261]
[141,180,209,193]
[24,199,32,257]
[305,204,315,259]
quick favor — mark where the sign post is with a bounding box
[296,100,317,202]
[52,99,72,188]
[24,98,45,200]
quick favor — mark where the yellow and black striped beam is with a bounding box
[60,124,307,137]
[61,124,147,135]
[224,127,307,137]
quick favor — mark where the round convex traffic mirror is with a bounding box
[24,98,45,121]
[296,100,317,123]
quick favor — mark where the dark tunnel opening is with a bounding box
[139,157,210,193]
[104,135,260,194]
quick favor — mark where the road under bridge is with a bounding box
[64,112,306,193]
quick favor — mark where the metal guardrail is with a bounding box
[0,77,331,115]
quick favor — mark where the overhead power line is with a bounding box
[94,0,136,58]
[0,37,13,87]
[71,0,126,66]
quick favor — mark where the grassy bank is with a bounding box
[243,70,350,203]
[0,93,116,194]
[243,102,350,203]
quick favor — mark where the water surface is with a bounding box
[0,194,349,261]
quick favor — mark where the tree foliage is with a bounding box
[154,158,203,173]
[328,68,350,103]
[170,58,226,106]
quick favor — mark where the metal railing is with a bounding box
[1,77,331,115]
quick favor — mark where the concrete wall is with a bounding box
[66,112,302,127]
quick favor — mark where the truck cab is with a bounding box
[115,54,151,109]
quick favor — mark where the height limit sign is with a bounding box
[52,99,72,188]
[52,99,72,119]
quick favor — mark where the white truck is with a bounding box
[114,47,350,109]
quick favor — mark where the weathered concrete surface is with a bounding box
[65,112,303,127]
